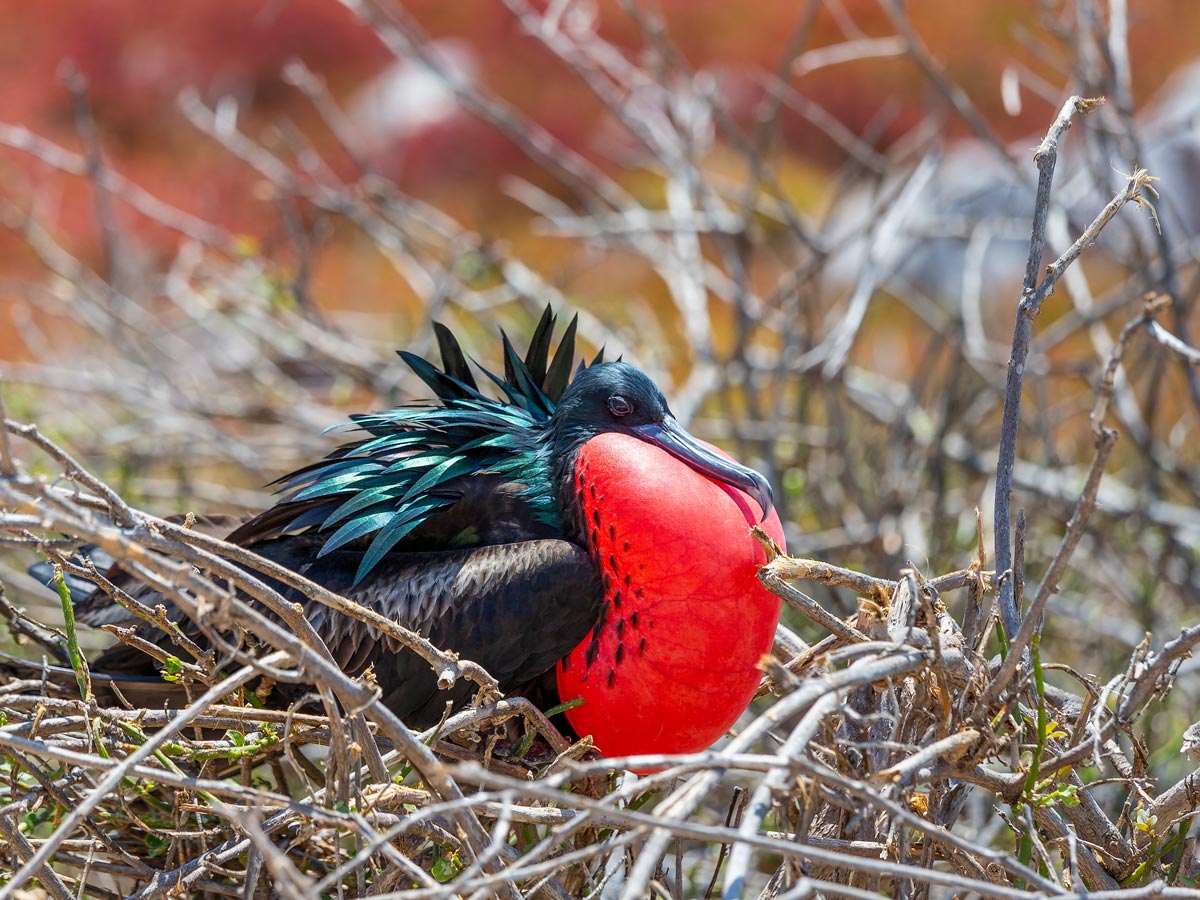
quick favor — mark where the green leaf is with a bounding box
[431,851,462,883]
[144,832,171,858]
[542,697,584,717]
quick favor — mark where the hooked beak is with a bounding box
[631,416,773,521]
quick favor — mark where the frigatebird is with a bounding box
[29,308,785,758]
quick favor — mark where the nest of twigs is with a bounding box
[1,405,1198,898]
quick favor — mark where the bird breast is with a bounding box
[555,431,785,759]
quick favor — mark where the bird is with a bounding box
[23,307,786,759]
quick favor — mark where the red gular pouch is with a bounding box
[555,431,785,769]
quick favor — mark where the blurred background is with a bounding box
[5,0,1200,354]
[2,0,1200,795]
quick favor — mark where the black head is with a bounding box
[544,362,772,519]
[550,362,671,442]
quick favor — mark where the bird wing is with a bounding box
[250,535,601,725]
[86,536,601,727]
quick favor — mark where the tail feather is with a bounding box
[27,547,114,605]
[26,513,247,627]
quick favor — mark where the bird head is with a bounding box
[542,361,773,522]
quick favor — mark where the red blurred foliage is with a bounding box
[2,0,1199,347]
[1,1,386,139]
[6,1,1198,210]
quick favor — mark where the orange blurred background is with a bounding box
[2,0,1199,359]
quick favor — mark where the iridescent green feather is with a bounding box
[270,307,596,584]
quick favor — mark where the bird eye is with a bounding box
[607,395,633,417]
